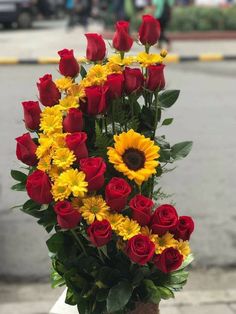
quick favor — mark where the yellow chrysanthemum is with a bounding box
[116,217,141,241]
[68,84,86,102]
[177,240,191,259]
[107,129,160,185]
[52,133,67,149]
[116,238,126,251]
[85,64,108,86]
[137,52,163,67]
[105,62,122,75]
[55,96,79,111]
[80,195,110,224]
[155,232,178,254]
[106,213,126,231]
[48,165,64,181]
[37,154,52,172]
[52,148,76,169]
[59,168,88,198]
[55,77,74,91]
[52,181,71,201]
[40,107,62,135]
[141,226,158,244]
[36,134,53,158]
[71,197,83,210]
[108,54,134,66]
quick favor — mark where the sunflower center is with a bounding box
[122,148,145,171]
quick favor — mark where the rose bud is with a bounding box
[87,219,112,247]
[113,21,133,52]
[105,177,131,212]
[151,204,178,236]
[126,234,155,265]
[54,200,81,229]
[124,67,144,95]
[80,157,106,191]
[146,64,165,92]
[26,170,53,204]
[139,15,161,46]
[58,49,79,78]
[63,108,83,133]
[85,33,106,62]
[82,85,109,116]
[37,74,61,107]
[65,132,88,161]
[22,101,41,131]
[174,216,195,241]
[105,73,124,99]
[16,133,38,166]
[154,248,183,273]
[130,194,154,226]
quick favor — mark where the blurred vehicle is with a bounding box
[0,0,36,28]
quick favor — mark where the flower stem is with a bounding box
[71,229,87,256]
[98,248,105,263]
[112,101,115,134]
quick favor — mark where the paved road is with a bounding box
[0,61,236,278]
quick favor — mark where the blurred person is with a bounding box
[66,0,76,28]
[152,0,174,50]
[78,0,92,30]
[113,0,125,21]
[134,0,150,11]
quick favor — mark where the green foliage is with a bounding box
[158,90,180,109]
[106,281,133,312]
[171,141,193,161]
[143,279,161,304]
[80,65,87,79]
[50,268,65,288]
[11,170,27,183]
[95,123,113,160]
[162,118,174,126]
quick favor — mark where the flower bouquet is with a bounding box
[12,15,194,314]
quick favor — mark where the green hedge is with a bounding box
[168,6,236,31]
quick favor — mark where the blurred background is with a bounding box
[0,0,236,313]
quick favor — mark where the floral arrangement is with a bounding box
[12,15,194,314]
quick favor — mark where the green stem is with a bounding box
[98,248,105,263]
[104,116,108,135]
[71,229,87,256]
[153,92,160,139]
[145,44,150,54]
[112,101,115,134]
[120,51,125,60]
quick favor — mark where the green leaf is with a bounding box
[143,279,161,304]
[106,281,133,312]
[171,141,193,160]
[167,270,189,286]
[50,268,65,288]
[95,123,113,160]
[11,182,26,191]
[80,65,87,79]
[157,286,174,300]
[162,118,174,126]
[177,253,194,270]
[11,170,27,182]
[158,90,180,108]
[46,233,64,253]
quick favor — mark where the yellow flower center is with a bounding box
[122,148,145,171]
[91,206,99,213]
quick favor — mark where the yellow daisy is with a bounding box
[48,165,64,181]
[141,226,158,244]
[52,181,71,201]
[55,77,74,91]
[68,84,86,102]
[52,148,76,169]
[107,129,160,185]
[108,54,134,66]
[106,213,126,231]
[137,52,163,67]
[177,240,191,259]
[105,62,122,75]
[36,134,53,158]
[59,168,88,198]
[80,195,110,224]
[37,154,52,172]
[40,107,62,135]
[71,197,83,210]
[155,232,178,254]
[55,96,79,111]
[85,64,108,86]
[116,217,141,241]
[52,133,68,149]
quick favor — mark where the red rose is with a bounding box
[105,73,124,99]
[54,200,81,229]
[146,64,165,91]
[85,33,106,62]
[105,177,131,212]
[16,133,38,166]
[130,194,154,226]
[126,234,155,265]
[124,67,144,95]
[58,49,79,77]
[80,157,106,191]
[26,170,53,204]
[139,15,161,46]
[37,74,61,107]
[22,101,41,131]
[174,216,194,241]
[113,21,133,52]
[65,132,88,161]
[63,108,83,133]
[154,248,183,273]
[151,204,178,236]
[82,85,109,116]
[87,219,112,247]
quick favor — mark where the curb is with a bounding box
[0,54,236,65]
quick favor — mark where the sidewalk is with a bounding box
[0,269,236,314]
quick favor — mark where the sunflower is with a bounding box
[107,129,160,185]
[80,195,110,224]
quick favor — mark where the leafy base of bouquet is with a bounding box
[12,15,194,314]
